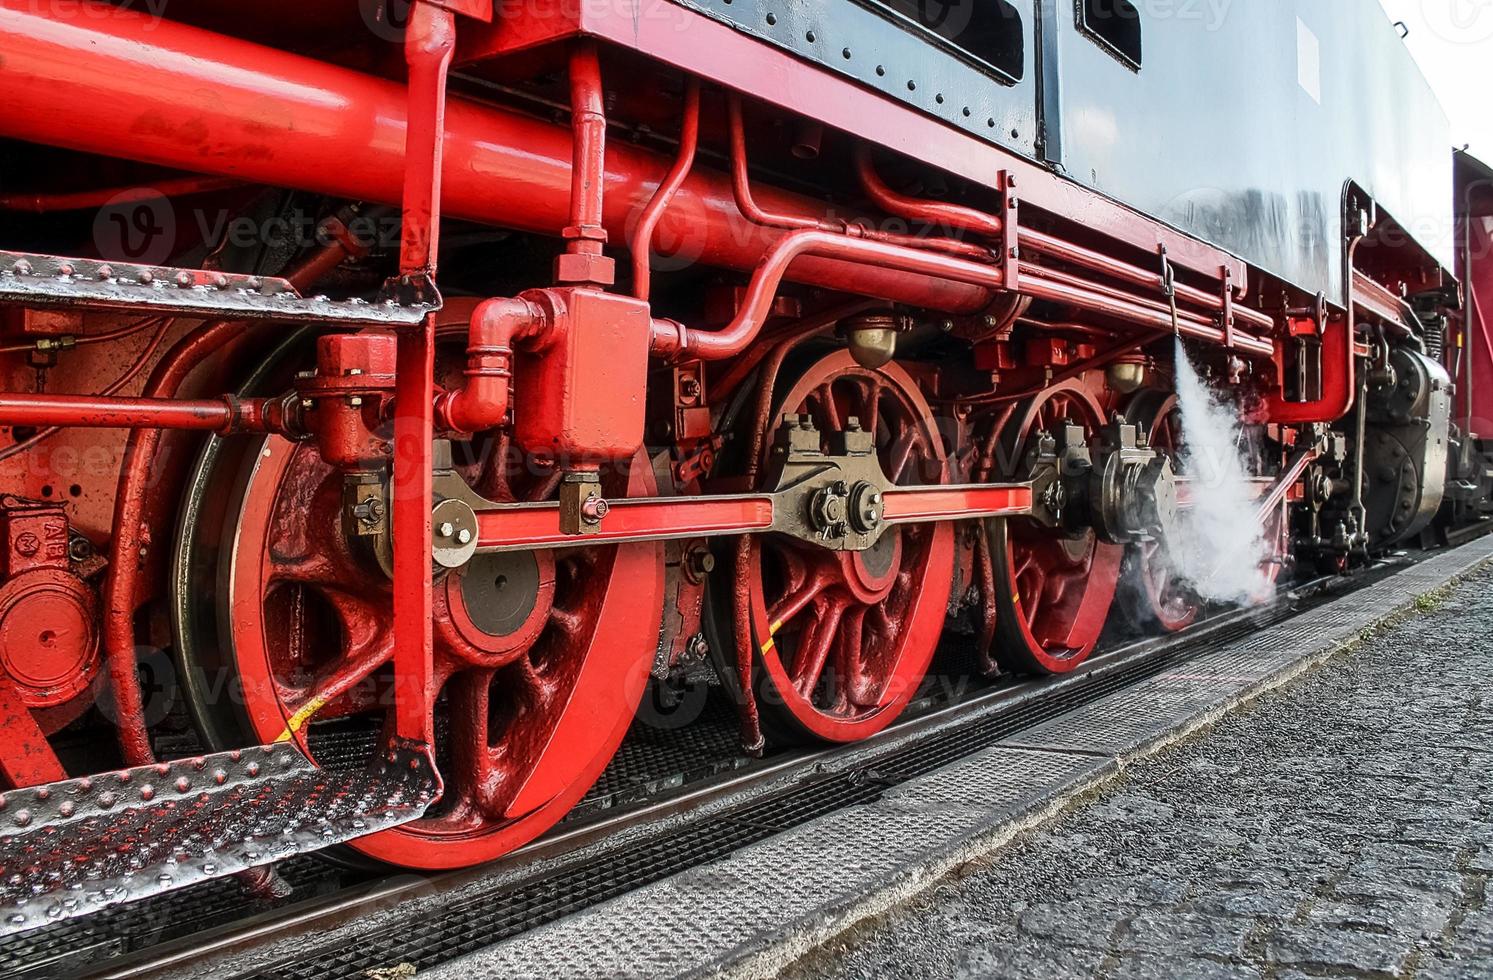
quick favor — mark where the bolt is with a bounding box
[456,527,473,545]
[580,495,610,525]
[438,522,455,538]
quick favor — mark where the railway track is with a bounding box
[0,545,1452,980]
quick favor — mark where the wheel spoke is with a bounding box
[791,595,846,698]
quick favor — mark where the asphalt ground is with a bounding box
[785,568,1493,980]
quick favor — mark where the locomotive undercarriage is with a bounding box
[0,0,1474,930]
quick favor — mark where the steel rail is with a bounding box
[73,561,1409,980]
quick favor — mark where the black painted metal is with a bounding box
[670,0,1040,157]
[665,0,1451,301]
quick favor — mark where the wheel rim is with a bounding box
[182,430,662,869]
[743,351,954,742]
[989,381,1123,674]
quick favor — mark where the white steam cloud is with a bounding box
[1160,339,1271,605]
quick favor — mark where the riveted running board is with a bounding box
[0,740,439,936]
[0,250,439,325]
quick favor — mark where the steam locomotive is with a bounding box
[0,0,1488,929]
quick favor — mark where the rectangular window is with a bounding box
[1078,0,1142,69]
[869,0,1026,83]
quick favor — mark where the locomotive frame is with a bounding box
[0,0,1485,930]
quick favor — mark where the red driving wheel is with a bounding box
[733,351,955,743]
[987,380,1123,674]
[178,430,662,869]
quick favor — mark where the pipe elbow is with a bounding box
[437,296,550,433]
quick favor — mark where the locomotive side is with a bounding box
[0,0,1483,926]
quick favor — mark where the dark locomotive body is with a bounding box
[0,0,1485,929]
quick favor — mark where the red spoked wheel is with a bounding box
[728,350,955,743]
[174,430,662,869]
[1119,390,1200,633]
[987,380,1123,674]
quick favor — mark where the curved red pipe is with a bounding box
[854,147,1004,239]
[631,80,701,301]
[650,229,1007,361]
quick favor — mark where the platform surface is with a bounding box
[431,537,1493,979]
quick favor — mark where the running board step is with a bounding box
[0,740,439,936]
[0,250,438,325]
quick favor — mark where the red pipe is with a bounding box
[854,147,1004,239]
[0,392,246,432]
[0,1,990,315]
[650,229,1007,361]
[434,296,551,433]
[0,176,242,213]
[566,42,608,257]
[631,80,701,301]
[1023,228,1275,333]
[727,98,994,262]
[855,149,1276,336]
[1266,240,1365,424]
[1020,271,1274,356]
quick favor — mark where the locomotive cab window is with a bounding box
[1079,0,1143,69]
[868,0,1025,84]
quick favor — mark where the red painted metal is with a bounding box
[434,296,548,434]
[738,352,955,742]
[513,289,653,462]
[478,496,775,550]
[0,176,242,214]
[988,381,1123,674]
[222,438,662,867]
[0,2,990,316]
[727,97,990,261]
[1465,195,1493,431]
[880,485,1033,523]
[398,2,457,278]
[631,80,701,302]
[459,0,1250,290]
[650,230,1006,361]
[0,392,261,433]
[854,147,1004,240]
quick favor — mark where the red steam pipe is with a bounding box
[1022,228,1274,332]
[727,97,993,262]
[854,146,1004,239]
[631,80,701,301]
[855,148,1276,335]
[650,229,1007,361]
[0,2,990,315]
